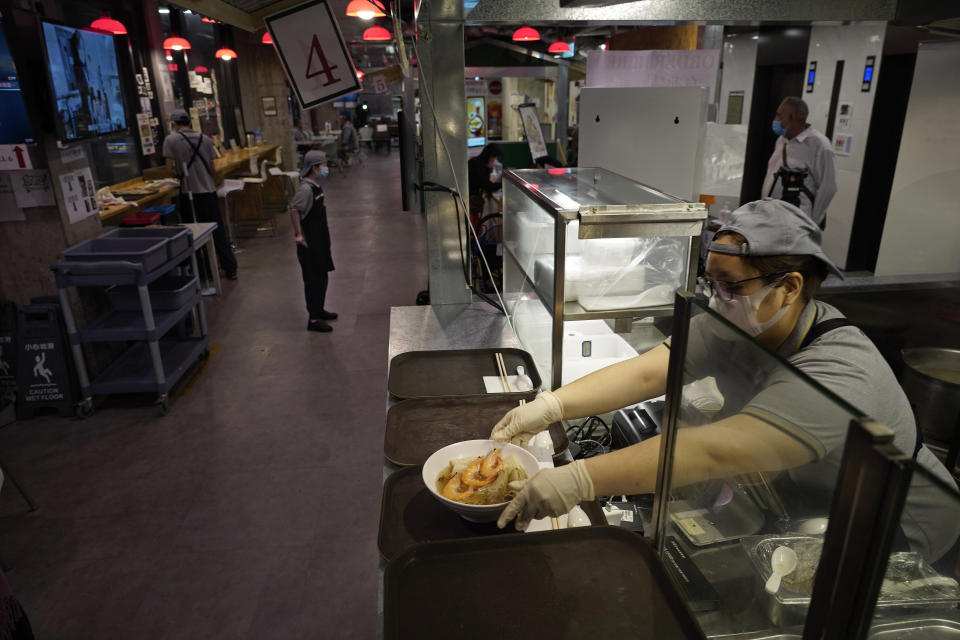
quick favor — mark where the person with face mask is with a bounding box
[288,150,337,332]
[491,199,960,564]
[761,97,837,229]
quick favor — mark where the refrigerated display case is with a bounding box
[501,167,707,389]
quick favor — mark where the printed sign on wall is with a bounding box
[265,0,361,109]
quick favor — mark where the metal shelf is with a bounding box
[75,292,201,343]
[90,337,208,396]
[563,301,675,321]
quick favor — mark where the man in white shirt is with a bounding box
[761,97,837,229]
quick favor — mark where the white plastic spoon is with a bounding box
[765,546,798,594]
[515,366,534,392]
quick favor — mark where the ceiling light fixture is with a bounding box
[512,26,540,42]
[362,25,391,41]
[345,0,386,19]
[158,7,170,14]
[547,40,570,54]
[194,65,209,73]
[90,12,128,35]
[216,48,237,61]
[163,36,191,51]
[356,69,365,80]
[262,31,274,44]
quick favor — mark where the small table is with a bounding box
[182,222,221,296]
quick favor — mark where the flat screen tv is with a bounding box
[0,21,34,144]
[40,20,127,142]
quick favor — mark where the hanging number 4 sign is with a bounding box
[265,0,361,109]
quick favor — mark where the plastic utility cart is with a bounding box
[51,226,210,416]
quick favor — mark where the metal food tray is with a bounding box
[869,617,960,638]
[384,394,568,466]
[743,536,960,626]
[61,237,170,273]
[100,226,192,259]
[384,526,705,639]
[387,348,541,399]
[378,466,605,561]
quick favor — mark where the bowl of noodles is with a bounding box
[422,440,541,522]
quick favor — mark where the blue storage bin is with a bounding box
[100,226,192,260]
[61,237,169,273]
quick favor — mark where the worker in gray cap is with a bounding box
[491,199,960,565]
[163,108,237,280]
[288,150,336,332]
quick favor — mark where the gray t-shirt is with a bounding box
[289,179,318,220]
[675,300,960,561]
[162,128,216,194]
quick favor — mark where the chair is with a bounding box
[358,125,374,149]
[216,178,245,244]
[236,160,278,236]
[322,141,347,176]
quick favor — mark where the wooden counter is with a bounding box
[99,144,280,224]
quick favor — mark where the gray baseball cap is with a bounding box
[300,149,328,177]
[708,198,844,278]
[170,109,191,125]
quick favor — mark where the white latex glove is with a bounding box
[490,391,563,443]
[497,460,595,531]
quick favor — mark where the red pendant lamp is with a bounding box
[548,40,570,54]
[362,25,391,41]
[168,63,179,71]
[163,36,191,51]
[261,31,274,44]
[356,69,365,80]
[512,26,540,42]
[90,12,127,35]
[345,0,386,19]
[194,65,209,73]
[215,48,238,61]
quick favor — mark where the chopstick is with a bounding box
[495,352,513,393]
[550,517,561,530]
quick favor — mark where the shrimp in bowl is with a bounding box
[422,440,541,522]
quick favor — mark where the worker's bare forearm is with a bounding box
[289,209,303,238]
[554,344,670,420]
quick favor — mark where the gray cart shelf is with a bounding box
[51,227,210,416]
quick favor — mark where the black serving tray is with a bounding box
[384,395,568,466]
[387,348,541,399]
[383,526,705,639]
[378,465,604,561]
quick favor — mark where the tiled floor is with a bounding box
[0,150,426,638]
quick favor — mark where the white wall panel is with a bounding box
[804,22,886,268]
[875,41,960,277]
[578,86,708,201]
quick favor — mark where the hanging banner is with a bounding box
[265,0,361,109]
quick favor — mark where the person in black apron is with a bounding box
[288,150,336,332]
[162,109,238,280]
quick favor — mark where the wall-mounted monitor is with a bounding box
[0,21,35,144]
[40,20,127,142]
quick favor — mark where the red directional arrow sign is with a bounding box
[265,0,361,109]
[0,144,32,170]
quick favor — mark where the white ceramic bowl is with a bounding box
[422,439,541,523]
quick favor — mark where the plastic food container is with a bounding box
[100,226,192,260]
[107,275,197,311]
[61,237,170,273]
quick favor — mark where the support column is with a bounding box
[556,64,569,161]
[417,0,471,305]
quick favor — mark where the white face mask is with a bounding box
[708,280,789,337]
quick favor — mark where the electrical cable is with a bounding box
[566,415,611,459]
[408,5,512,326]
